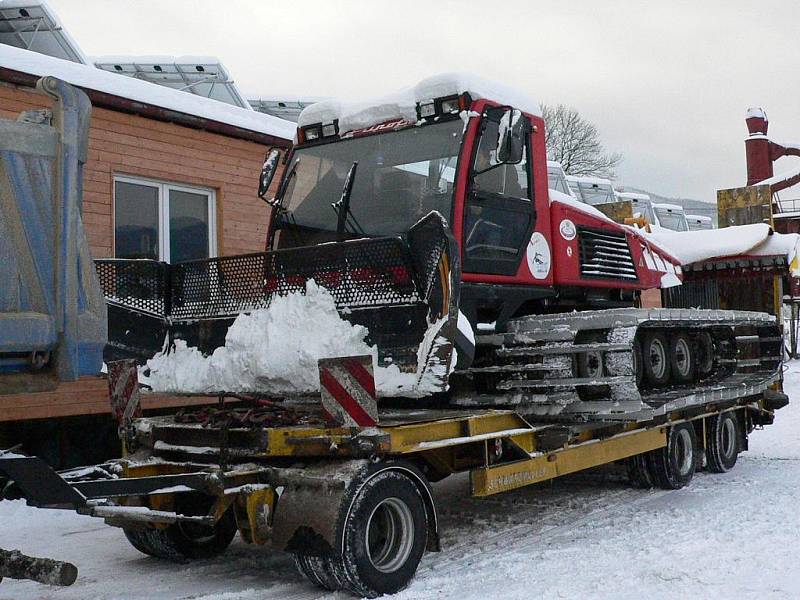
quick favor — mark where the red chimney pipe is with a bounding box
[745,108,773,186]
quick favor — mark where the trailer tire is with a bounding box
[123,496,237,561]
[647,423,696,489]
[706,412,740,473]
[331,470,428,598]
[293,554,342,591]
[123,528,161,557]
[642,332,671,386]
[626,453,653,488]
[669,332,696,384]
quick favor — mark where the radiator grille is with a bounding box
[578,227,637,281]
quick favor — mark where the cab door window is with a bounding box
[463,108,534,275]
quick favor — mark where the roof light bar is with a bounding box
[415,93,471,121]
[298,119,339,144]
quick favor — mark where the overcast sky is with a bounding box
[46,0,800,202]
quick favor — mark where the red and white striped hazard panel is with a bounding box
[318,355,378,427]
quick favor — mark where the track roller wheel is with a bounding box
[642,331,671,386]
[577,350,604,380]
[626,453,653,489]
[695,331,714,377]
[122,495,237,561]
[647,423,696,489]
[632,336,644,388]
[706,411,741,473]
[669,332,696,384]
[329,470,428,598]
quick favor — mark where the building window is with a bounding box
[113,175,217,263]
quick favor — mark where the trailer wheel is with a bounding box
[669,332,696,384]
[123,496,237,561]
[626,453,653,488]
[293,554,342,591]
[123,528,161,557]
[647,423,696,489]
[706,412,740,473]
[642,332,671,386]
[332,470,427,598]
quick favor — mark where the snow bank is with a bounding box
[0,44,295,140]
[140,280,442,397]
[298,72,541,133]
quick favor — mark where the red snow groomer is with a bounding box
[2,74,786,598]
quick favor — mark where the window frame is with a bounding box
[462,110,536,276]
[112,174,217,263]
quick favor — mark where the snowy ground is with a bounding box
[2,363,799,600]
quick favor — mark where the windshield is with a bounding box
[655,208,689,231]
[547,165,570,196]
[578,182,616,206]
[274,120,463,247]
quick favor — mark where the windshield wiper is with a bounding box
[270,157,300,210]
[331,161,365,237]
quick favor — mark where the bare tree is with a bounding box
[541,104,622,178]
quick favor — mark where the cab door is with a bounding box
[462,107,535,276]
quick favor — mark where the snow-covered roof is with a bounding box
[645,223,800,269]
[547,160,563,169]
[297,72,541,134]
[0,44,296,140]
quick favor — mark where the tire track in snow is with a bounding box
[421,487,673,580]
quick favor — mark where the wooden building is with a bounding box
[0,45,293,458]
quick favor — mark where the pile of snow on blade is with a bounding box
[141,280,434,397]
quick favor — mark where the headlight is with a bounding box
[417,101,436,119]
[303,125,322,141]
[439,96,461,114]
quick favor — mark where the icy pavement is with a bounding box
[2,363,800,599]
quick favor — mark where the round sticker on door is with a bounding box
[559,219,577,241]
[526,232,551,280]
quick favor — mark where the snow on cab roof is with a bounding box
[0,44,296,140]
[687,215,712,222]
[297,72,542,134]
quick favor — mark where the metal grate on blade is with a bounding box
[170,237,422,320]
[578,227,637,281]
[94,259,170,316]
[95,236,423,321]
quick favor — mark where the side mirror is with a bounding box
[496,108,525,164]
[258,148,282,199]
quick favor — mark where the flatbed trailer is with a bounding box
[0,379,787,597]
